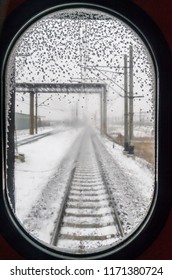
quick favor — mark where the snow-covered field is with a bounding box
[15,125,83,221]
[108,124,154,138]
[16,125,65,141]
[14,125,154,250]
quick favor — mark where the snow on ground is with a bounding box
[103,136,154,199]
[16,125,64,141]
[108,124,154,138]
[94,133,154,235]
[15,125,83,221]
[133,125,154,138]
[14,126,155,249]
[16,126,51,139]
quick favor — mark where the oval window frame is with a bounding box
[0,0,172,260]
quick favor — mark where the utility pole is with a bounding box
[100,91,103,134]
[103,87,107,135]
[30,91,34,135]
[35,91,38,134]
[80,22,83,82]
[76,99,78,120]
[128,45,134,154]
[124,54,129,152]
[139,108,142,126]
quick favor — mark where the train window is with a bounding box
[0,1,171,259]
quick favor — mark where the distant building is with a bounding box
[15,112,50,130]
[15,112,29,130]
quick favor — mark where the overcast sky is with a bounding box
[13,8,155,124]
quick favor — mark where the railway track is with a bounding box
[51,130,124,254]
[16,130,54,146]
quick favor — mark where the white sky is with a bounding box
[14,8,155,124]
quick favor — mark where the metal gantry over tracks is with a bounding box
[15,83,108,135]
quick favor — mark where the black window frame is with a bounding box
[0,0,172,260]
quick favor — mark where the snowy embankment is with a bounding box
[108,124,153,138]
[15,125,83,222]
[16,125,64,141]
[95,133,154,235]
